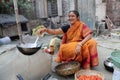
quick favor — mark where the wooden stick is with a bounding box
[105,15,116,31]
[13,0,23,43]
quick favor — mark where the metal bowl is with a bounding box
[55,61,80,76]
[17,43,42,55]
[104,57,114,72]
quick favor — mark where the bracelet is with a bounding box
[78,44,82,47]
[46,28,48,32]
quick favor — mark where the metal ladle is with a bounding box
[33,36,39,47]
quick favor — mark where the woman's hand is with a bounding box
[37,28,47,35]
[75,43,82,55]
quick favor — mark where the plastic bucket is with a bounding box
[0,36,11,44]
[112,65,120,80]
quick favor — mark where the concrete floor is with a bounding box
[0,35,120,80]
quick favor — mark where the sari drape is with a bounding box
[56,21,99,69]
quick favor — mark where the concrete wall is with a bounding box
[62,0,96,29]
[77,0,96,29]
[95,0,106,21]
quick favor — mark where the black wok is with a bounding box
[17,43,43,55]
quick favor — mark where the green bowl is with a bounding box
[110,50,120,68]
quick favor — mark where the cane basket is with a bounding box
[55,61,80,76]
[75,70,104,80]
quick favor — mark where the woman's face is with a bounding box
[68,12,79,25]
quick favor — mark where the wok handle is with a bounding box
[34,36,39,45]
[39,43,43,49]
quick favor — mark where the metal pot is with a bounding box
[104,57,114,72]
[17,43,43,55]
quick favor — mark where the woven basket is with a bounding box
[75,70,104,80]
[55,61,80,76]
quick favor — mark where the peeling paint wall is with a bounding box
[106,0,120,27]
[77,0,96,29]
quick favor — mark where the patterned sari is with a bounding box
[56,21,99,69]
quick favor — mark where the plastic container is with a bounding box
[112,65,120,80]
[111,50,120,80]
[110,50,120,68]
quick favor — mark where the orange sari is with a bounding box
[56,21,99,69]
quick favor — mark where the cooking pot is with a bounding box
[17,43,43,55]
[104,57,114,72]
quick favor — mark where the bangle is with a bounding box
[46,28,48,32]
[78,44,82,47]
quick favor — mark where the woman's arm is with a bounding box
[46,28,64,35]
[75,34,92,54]
[78,34,92,46]
[37,28,64,35]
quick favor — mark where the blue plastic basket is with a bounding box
[110,50,120,68]
[0,40,3,45]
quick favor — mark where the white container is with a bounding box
[0,36,11,44]
[111,33,120,40]
[112,65,120,80]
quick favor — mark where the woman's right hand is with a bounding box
[37,28,47,35]
[75,44,82,56]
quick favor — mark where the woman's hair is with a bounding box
[69,10,80,17]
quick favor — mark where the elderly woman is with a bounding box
[37,10,99,69]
